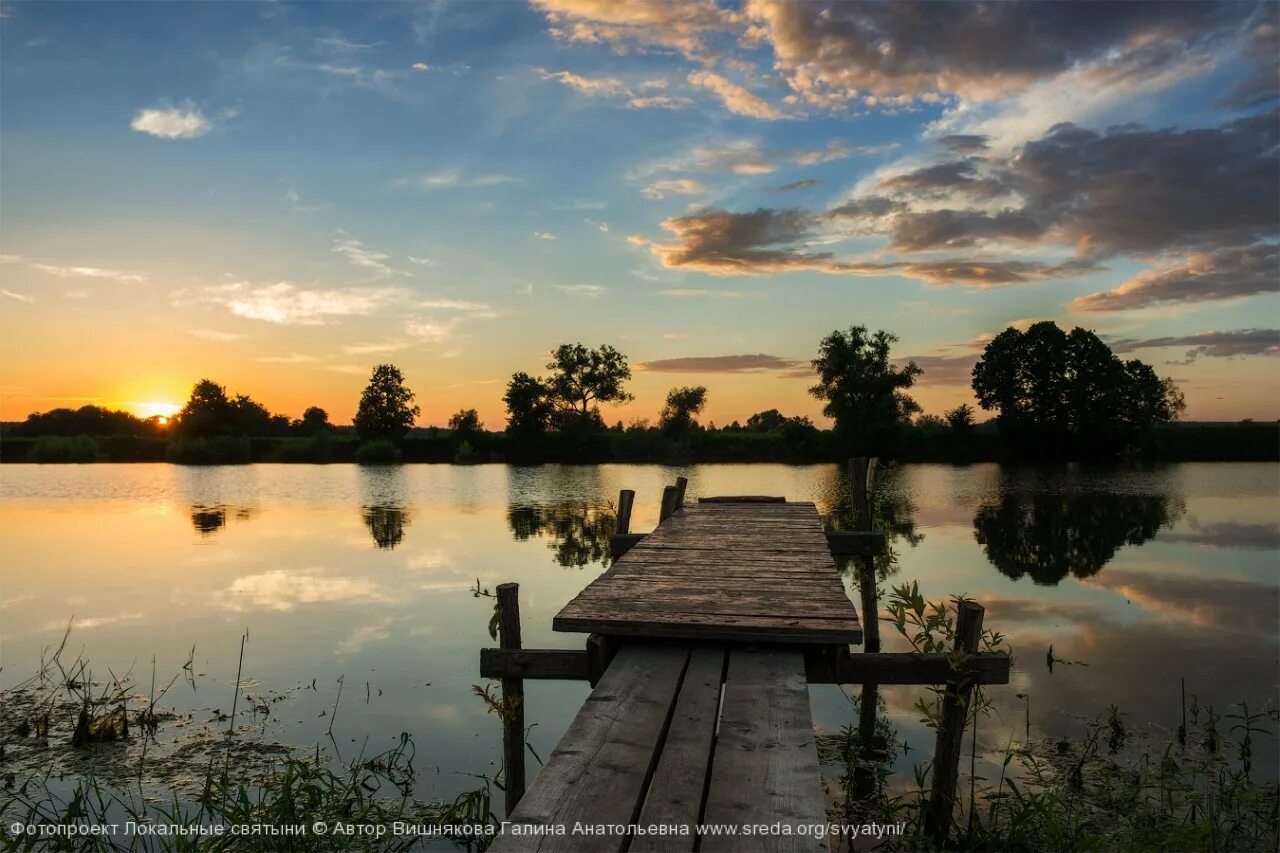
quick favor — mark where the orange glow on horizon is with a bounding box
[131,401,181,420]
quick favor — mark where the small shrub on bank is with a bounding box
[25,435,107,463]
[165,436,252,465]
[355,439,402,465]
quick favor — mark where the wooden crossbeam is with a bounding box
[610,530,886,558]
[480,647,1011,686]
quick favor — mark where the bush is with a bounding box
[269,433,336,463]
[165,436,252,465]
[355,439,402,465]
[452,440,481,464]
[26,435,106,463]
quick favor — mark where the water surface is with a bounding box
[2,462,1277,804]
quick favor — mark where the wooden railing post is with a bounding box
[925,600,985,848]
[848,457,881,653]
[659,485,679,522]
[674,476,688,508]
[616,489,636,535]
[496,583,526,816]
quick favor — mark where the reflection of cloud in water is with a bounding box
[42,612,144,631]
[336,617,396,655]
[1083,569,1279,634]
[1158,518,1280,551]
[218,570,391,611]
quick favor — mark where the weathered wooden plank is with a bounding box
[573,579,853,605]
[481,648,591,680]
[493,645,689,853]
[555,607,861,645]
[702,647,829,852]
[697,495,786,503]
[632,647,726,852]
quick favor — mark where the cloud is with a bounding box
[1,289,33,302]
[648,138,892,176]
[342,341,411,356]
[29,263,146,283]
[394,169,522,190]
[186,328,245,342]
[533,0,737,58]
[256,353,318,364]
[895,353,977,386]
[774,179,819,192]
[332,234,405,277]
[207,281,397,325]
[1110,328,1280,361]
[534,231,557,240]
[687,70,785,119]
[404,317,460,342]
[552,284,607,297]
[641,178,705,200]
[314,35,384,53]
[536,67,693,111]
[418,298,492,312]
[1073,245,1280,312]
[657,289,744,298]
[637,354,803,373]
[130,105,214,140]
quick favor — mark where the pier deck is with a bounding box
[553,500,862,645]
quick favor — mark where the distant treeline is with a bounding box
[2,419,1276,464]
[4,322,1277,464]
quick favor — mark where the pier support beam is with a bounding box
[496,583,526,816]
[925,600,985,848]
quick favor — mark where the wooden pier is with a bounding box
[481,464,1010,851]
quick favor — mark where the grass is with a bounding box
[25,436,107,463]
[817,589,1279,852]
[354,439,402,465]
[0,627,500,851]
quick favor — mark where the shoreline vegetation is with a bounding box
[3,324,1277,465]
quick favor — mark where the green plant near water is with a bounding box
[354,439,402,465]
[818,588,1278,851]
[165,436,252,465]
[25,435,107,463]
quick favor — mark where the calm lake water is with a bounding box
[2,462,1278,807]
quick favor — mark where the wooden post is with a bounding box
[616,489,636,535]
[674,476,688,508]
[585,633,617,687]
[925,600,985,848]
[848,457,881,653]
[659,486,679,522]
[496,583,526,816]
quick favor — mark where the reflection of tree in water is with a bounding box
[189,505,255,536]
[358,466,410,550]
[508,502,616,569]
[363,505,411,550]
[974,490,1183,585]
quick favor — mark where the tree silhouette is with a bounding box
[503,372,556,439]
[972,321,1184,455]
[448,408,483,434]
[660,386,708,435]
[298,406,331,433]
[354,364,420,441]
[545,343,633,428]
[810,326,921,455]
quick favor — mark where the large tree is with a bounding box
[503,372,556,438]
[544,343,633,427]
[659,386,708,435]
[354,364,420,441]
[972,321,1184,454]
[810,326,922,454]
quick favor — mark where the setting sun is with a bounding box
[131,401,180,420]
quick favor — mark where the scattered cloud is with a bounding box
[29,263,146,283]
[314,35,384,53]
[130,104,214,140]
[536,67,692,111]
[552,284,607,297]
[638,353,802,373]
[394,169,521,190]
[255,353,319,364]
[186,328,245,342]
[642,178,705,200]
[534,231,557,240]
[773,179,819,192]
[341,341,411,356]
[206,281,399,325]
[687,70,785,120]
[1,289,34,302]
[1110,329,1280,361]
[407,255,434,266]
[657,289,744,298]
[1073,245,1280,312]
[332,234,405,277]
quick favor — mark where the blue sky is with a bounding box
[2,1,1278,425]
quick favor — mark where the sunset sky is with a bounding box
[2,1,1278,427]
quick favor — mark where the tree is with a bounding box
[944,404,975,433]
[544,343,633,427]
[972,321,1184,454]
[13,405,160,437]
[174,379,235,437]
[448,408,483,434]
[298,406,331,433]
[745,409,788,431]
[503,372,555,438]
[354,364,420,441]
[659,386,708,435]
[810,326,922,454]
